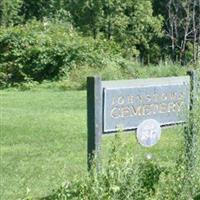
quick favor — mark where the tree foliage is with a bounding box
[68,0,163,61]
[0,0,199,73]
[0,0,23,26]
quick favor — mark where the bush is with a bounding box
[44,139,164,200]
[0,20,123,87]
[43,152,199,200]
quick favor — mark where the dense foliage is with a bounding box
[0,22,188,88]
[0,21,188,88]
[0,0,199,87]
[0,21,124,87]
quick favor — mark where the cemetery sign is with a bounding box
[103,77,190,132]
[87,73,195,170]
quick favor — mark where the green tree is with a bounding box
[101,0,163,62]
[166,0,200,64]
[0,0,166,64]
[125,0,163,61]
[68,0,103,39]
[0,0,23,26]
[21,0,53,21]
[69,0,163,62]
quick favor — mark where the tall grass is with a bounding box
[11,63,189,91]
[45,130,200,200]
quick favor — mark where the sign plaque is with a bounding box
[136,119,161,147]
[103,76,190,133]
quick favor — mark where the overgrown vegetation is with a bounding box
[0,21,122,87]
[0,0,199,65]
[0,20,189,89]
[0,0,199,88]
[44,128,200,200]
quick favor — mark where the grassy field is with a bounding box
[0,89,186,199]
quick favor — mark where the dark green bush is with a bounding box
[0,21,123,87]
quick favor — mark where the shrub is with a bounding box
[44,150,163,200]
[0,20,123,87]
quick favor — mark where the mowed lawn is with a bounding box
[0,90,185,199]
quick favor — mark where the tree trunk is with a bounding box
[193,0,197,63]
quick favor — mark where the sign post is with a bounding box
[87,76,102,171]
[185,71,198,170]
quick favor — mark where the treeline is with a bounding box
[0,0,199,64]
[0,0,199,87]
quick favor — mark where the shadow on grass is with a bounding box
[39,194,56,200]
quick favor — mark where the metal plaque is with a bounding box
[103,76,190,133]
[136,119,161,147]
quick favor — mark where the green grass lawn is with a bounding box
[0,90,186,200]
